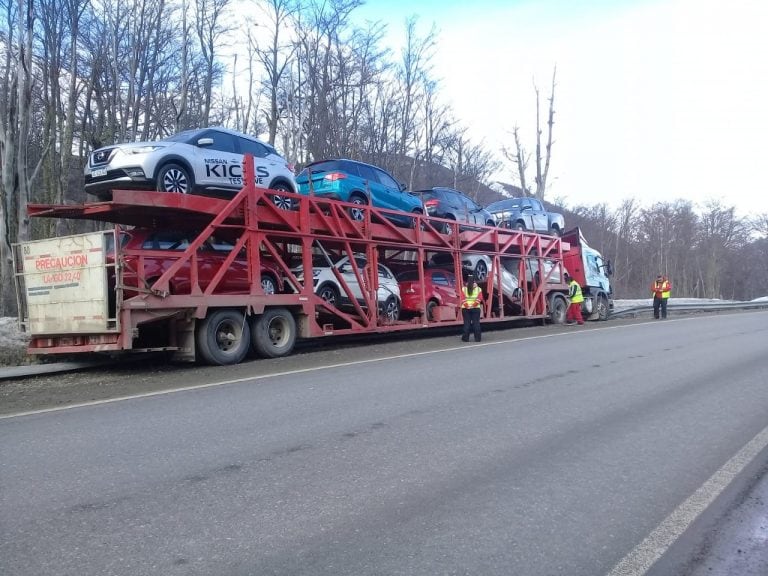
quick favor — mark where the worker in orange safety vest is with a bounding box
[461,275,483,342]
[651,274,672,319]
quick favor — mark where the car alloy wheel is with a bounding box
[381,296,400,322]
[474,259,488,281]
[158,164,191,194]
[348,195,367,221]
[270,183,294,210]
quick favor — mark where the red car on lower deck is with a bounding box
[110,228,285,297]
[397,268,460,319]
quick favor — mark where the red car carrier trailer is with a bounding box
[13,157,592,366]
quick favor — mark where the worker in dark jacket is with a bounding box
[461,275,483,342]
[651,274,671,319]
[565,272,585,325]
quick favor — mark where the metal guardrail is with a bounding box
[610,301,768,318]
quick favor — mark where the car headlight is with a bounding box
[127,146,162,155]
[312,269,321,278]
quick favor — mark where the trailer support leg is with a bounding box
[171,316,197,363]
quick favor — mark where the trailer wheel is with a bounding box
[196,309,250,365]
[548,294,568,324]
[596,294,610,321]
[251,308,297,358]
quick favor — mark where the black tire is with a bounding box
[514,221,526,231]
[473,259,489,281]
[348,193,367,221]
[411,209,425,230]
[596,294,610,321]
[381,296,400,322]
[426,299,438,321]
[486,220,496,227]
[270,181,294,210]
[251,307,297,358]
[196,309,250,365]
[548,226,561,237]
[156,163,193,194]
[442,215,456,235]
[548,294,568,324]
[317,282,340,307]
[261,274,278,295]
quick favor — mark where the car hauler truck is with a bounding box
[13,157,597,366]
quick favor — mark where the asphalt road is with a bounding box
[2,312,768,576]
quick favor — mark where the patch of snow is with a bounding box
[612,297,739,312]
[0,317,27,351]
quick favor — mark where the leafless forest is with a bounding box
[1,0,766,314]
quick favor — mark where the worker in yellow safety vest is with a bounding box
[565,272,585,325]
[461,274,484,342]
[651,274,672,319]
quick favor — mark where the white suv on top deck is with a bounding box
[84,127,297,200]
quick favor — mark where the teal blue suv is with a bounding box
[295,159,423,226]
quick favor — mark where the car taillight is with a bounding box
[424,199,439,208]
[323,172,347,182]
[286,162,295,172]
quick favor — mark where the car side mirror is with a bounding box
[197,137,214,147]
[604,260,613,277]
[398,182,407,192]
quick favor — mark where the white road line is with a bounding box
[0,324,613,420]
[0,313,756,420]
[606,424,768,576]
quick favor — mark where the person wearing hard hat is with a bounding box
[460,274,483,342]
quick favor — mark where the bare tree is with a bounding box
[612,198,638,295]
[505,67,556,200]
[749,213,768,238]
[533,67,556,200]
[0,0,48,313]
[396,17,435,160]
[250,0,299,143]
[194,0,232,125]
[0,0,20,313]
[502,126,529,195]
[695,200,748,299]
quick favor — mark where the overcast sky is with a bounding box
[354,0,768,217]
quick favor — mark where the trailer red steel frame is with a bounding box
[14,156,572,365]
